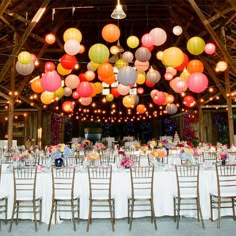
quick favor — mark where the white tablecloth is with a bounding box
[0,166,232,224]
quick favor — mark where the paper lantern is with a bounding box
[41,70,62,92]
[102,24,120,43]
[117,84,130,96]
[117,66,137,86]
[172,26,183,36]
[188,72,208,93]
[98,63,114,79]
[204,42,216,55]
[122,51,134,63]
[78,73,86,82]
[127,35,139,48]
[18,51,32,64]
[180,70,191,80]
[31,78,44,93]
[57,63,72,76]
[87,61,98,71]
[72,91,80,99]
[103,75,116,85]
[166,94,175,104]
[16,61,34,75]
[84,70,96,81]
[166,104,178,114]
[134,60,149,72]
[216,61,228,72]
[88,43,110,64]
[183,95,196,107]
[145,79,155,87]
[141,33,154,48]
[149,27,167,46]
[44,62,56,73]
[152,91,166,105]
[64,39,80,55]
[156,51,164,60]
[62,101,74,113]
[61,54,77,70]
[135,47,151,62]
[40,91,54,104]
[64,87,72,97]
[79,97,92,106]
[164,72,173,81]
[45,33,56,44]
[106,94,114,102]
[110,46,119,55]
[54,87,64,99]
[94,82,103,94]
[111,87,120,97]
[65,74,80,89]
[170,77,188,93]
[78,44,85,54]
[89,83,97,97]
[115,59,128,69]
[187,60,204,73]
[31,54,37,63]
[136,72,146,84]
[146,68,161,84]
[175,53,189,71]
[150,89,158,98]
[162,47,184,67]
[166,67,177,76]
[132,94,139,106]
[122,95,135,108]
[136,104,146,114]
[137,87,144,94]
[187,36,205,55]
[76,81,93,97]
[63,27,82,42]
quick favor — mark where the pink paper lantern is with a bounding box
[141,33,154,48]
[72,91,80,99]
[137,87,144,94]
[204,42,216,55]
[79,97,92,106]
[41,70,62,92]
[170,77,188,93]
[64,87,72,97]
[152,91,166,105]
[117,84,130,96]
[149,27,167,46]
[44,62,56,73]
[76,81,93,97]
[188,72,208,93]
[164,72,173,81]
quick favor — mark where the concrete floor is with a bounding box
[1,216,236,236]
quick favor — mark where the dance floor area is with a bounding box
[1,216,236,236]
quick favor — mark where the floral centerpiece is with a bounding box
[150,148,167,159]
[93,143,106,152]
[86,152,100,166]
[148,139,157,149]
[120,157,134,168]
[140,144,149,154]
[219,152,228,165]
[179,147,195,165]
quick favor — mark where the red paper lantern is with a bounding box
[61,54,77,70]
[175,53,189,71]
[183,95,196,107]
[62,101,74,113]
[41,70,62,92]
[72,91,80,99]
[44,62,56,73]
[76,81,93,97]
[145,79,155,87]
[152,91,166,105]
[137,87,144,94]
[111,87,120,97]
[188,72,208,93]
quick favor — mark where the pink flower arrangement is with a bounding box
[93,143,106,150]
[219,152,227,160]
[121,157,134,168]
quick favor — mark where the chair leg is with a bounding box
[77,199,80,224]
[129,200,134,231]
[232,198,236,221]
[151,200,157,230]
[108,200,115,232]
[33,201,38,232]
[210,195,213,222]
[197,198,205,229]
[86,200,92,232]
[217,198,221,229]
[48,201,55,231]
[127,199,130,224]
[9,201,16,232]
[173,197,176,222]
[71,200,76,231]
[176,198,181,229]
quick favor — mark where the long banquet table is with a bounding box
[0,165,233,224]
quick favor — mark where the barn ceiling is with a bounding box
[0,0,235,121]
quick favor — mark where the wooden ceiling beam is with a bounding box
[208,7,233,24]
[5,9,29,24]
[188,0,236,74]
[228,0,236,11]
[0,0,51,83]
[0,0,11,17]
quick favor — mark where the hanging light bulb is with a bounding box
[111,0,126,19]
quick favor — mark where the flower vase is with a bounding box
[55,157,64,168]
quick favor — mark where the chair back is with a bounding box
[51,167,76,199]
[129,154,141,166]
[13,167,37,200]
[64,157,79,166]
[88,166,112,199]
[130,165,154,199]
[203,151,217,162]
[175,165,199,197]
[216,165,236,196]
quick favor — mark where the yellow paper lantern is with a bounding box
[18,51,32,64]
[57,63,72,76]
[187,36,205,55]
[40,91,54,104]
[162,47,184,68]
[136,72,146,85]
[54,87,64,99]
[94,82,103,94]
[88,43,110,64]
[122,95,135,108]
[127,35,139,49]
[106,94,114,102]
[115,59,128,70]
[63,27,82,42]
[180,70,191,80]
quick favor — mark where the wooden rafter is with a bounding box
[188,0,236,74]
[0,0,11,17]
[0,0,51,83]
[207,7,233,24]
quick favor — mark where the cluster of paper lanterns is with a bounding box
[23,22,219,116]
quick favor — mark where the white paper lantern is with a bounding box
[172,25,183,36]
[64,39,80,55]
[16,61,34,75]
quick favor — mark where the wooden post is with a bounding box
[225,70,234,145]
[198,99,204,142]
